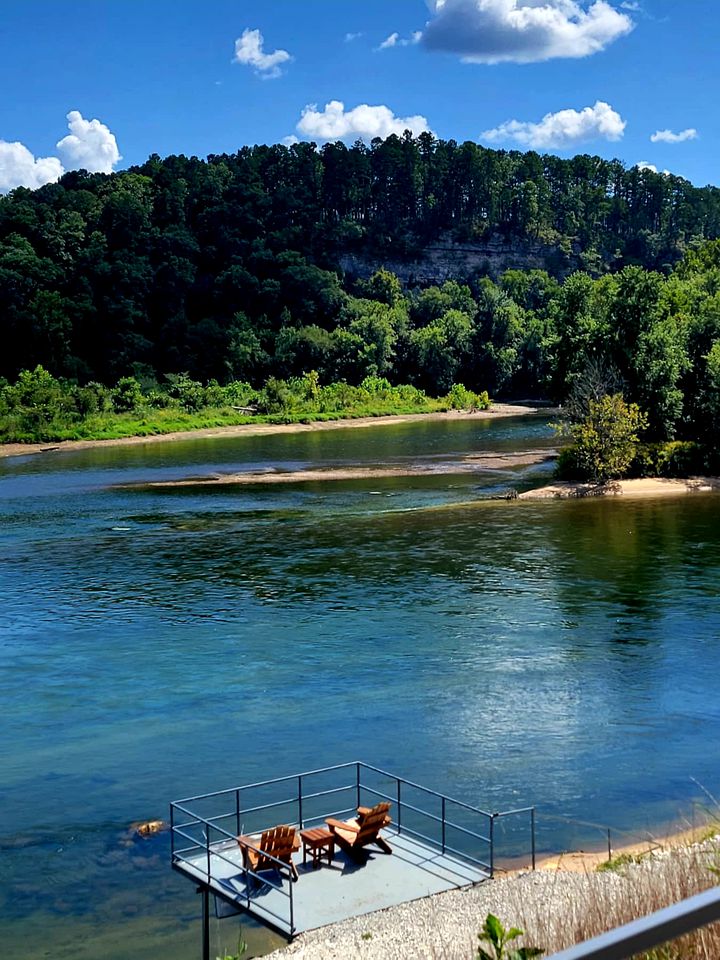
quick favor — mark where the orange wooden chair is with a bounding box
[237,824,299,881]
[325,801,392,862]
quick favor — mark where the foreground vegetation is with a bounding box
[512,836,720,960]
[0,367,489,444]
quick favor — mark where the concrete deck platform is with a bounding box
[174,827,489,937]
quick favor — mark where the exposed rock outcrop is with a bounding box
[340,235,581,285]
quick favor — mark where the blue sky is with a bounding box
[0,1,716,191]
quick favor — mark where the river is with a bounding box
[1,413,719,958]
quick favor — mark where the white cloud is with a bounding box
[379,31,400,49]
[56,110,122,174]
[345,32,363,42]
[0,141,64,193]
[296,100,432,142]
[480,100,626,149]
[0,109,121,194]
[650,127,698,144]
[636,161,670,175]
[282,135,300,146]
[422,0,634,64]
[377,30,423,50]
[233,28,292,78]
[620,1,641,9]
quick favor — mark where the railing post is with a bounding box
[441,797,446,853]
[489,814,495,878]
[289,866,295,936]
[201,886,210,960]
[531,807,536,871]
[170,804,175,859]
[298,775,303,829]
[236,789,240,837]
[356,762,361,810]
[397,779,402,836]
[206,824,211,882]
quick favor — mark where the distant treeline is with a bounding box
[0,135,719,444]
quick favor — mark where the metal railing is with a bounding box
[547,885,720,959]
[170,760,536,935]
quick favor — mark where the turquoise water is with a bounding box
[2,414,720,958]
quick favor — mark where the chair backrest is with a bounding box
[356,802,391,845]
[256,824,295,868]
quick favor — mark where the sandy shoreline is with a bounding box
[117,448,555,489]
[0,404,542,461]
[519,476,720,499]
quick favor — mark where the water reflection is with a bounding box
[1,416,720,959]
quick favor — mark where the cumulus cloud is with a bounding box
[636,161,670,175]
[233,28,292,78]
[0,141,64,193]
[56,110,122,174]
[650,127,698,144]
[0,109,121,194]
[422,0,634,64]
[379,31,401,49]
[480,100,626,149]
[296,100,431,142]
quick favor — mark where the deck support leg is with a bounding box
[201,886,210,960]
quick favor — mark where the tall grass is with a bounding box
[499,837,720,959]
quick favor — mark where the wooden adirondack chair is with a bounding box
[237,824,299,881]
[325,801,392,862]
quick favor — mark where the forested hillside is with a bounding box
[2,134,720,385]
[1,134,720,452]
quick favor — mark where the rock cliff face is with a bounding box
[340,235,581,284]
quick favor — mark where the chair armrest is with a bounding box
[326,817,359,833]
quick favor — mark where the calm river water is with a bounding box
[1,414,719,958]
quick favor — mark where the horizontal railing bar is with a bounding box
[237,865,292,895]
[492,806,535,818]
[444,795,497,819]
[235,796,297,816]
[305,806,356,823]
[173,813,240,846]
[173,817,202,831]
[174,761,359,804]
[388,797,490,843]
[172,827,206,847]
[173,842,203,856]
[443,821,491,844]
[358,762,494,819]
[538,812,647,837]
[391,823,490,871]
[229,891,292,928]
[174,841,293,897]
[300,784,354,802]
[546,885,720,960]
[440,842,491,871]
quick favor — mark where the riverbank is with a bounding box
[0,403,540,460]
[519,476,720,500]
[270,825,720,959]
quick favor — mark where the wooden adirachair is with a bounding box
[325,801,393,862]
[238,824,299,881]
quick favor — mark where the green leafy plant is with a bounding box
[477,914,543,960]
[216,932,247,960]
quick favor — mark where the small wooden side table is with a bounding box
[300,827,335,869]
